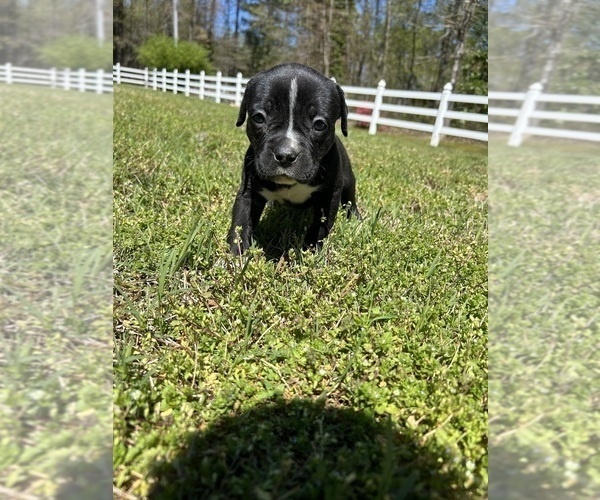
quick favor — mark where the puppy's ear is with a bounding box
[236,90,248,127]
[337,84,348,137]
[237,78,255,127]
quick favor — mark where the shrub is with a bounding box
[38,35,112,71]
[137,35,213,73]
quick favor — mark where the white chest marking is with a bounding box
[286,78,299,148]
[260,183,320,205]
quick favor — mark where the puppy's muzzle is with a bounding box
[271,143,299,167]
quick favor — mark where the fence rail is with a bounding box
[4,62,598,147]
[114,63,600,146]
[0,63,113,94]
[489,83,600,146]
[113,64,487,147]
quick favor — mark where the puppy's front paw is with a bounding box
[227,226,248,255]
[302,236,323,253]
[343,202,362,221]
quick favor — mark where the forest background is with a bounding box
[2,1,599,95]
[0,0,487,95]
[113,0,487,95]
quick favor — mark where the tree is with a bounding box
[490,0,597,93]
[448,0,480,88]
[538,0,581,88]
[137,34,212,73]
[432,0,484,92]
[0,0,110,67]
[111,0,487,94]
[38,35,112,71]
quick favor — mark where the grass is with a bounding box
[113,85,488,498]
[0,85,112,497]
[488,141,600,498]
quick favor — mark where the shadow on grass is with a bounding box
[489,444,590,499]
[253,204,313,261]
[54,448,113,499]
[148,398,471,499]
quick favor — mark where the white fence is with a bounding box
[114,65,247,105]
[489,84,600,146]
[343,80,488,145]
[0,63,113,94]
[6,63,595,146]
[113,64,488,147]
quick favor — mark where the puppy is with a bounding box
[227,63,360,255]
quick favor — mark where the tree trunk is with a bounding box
[323,0,334,76]
[512,0,545,91]
[113,0,124,63]
[345,0,352,81]
[406,0,423,90]
[539,0,580,89]
[433,0,460,91]
[378,0,392,78]
[235,0,241,40]
[449,0,477,88]
[207,0,218,49]
[189,0,195,41]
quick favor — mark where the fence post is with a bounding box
[96,69,103,94]
[216,71,222,103]
[509,82,543,147]
[78,68,85,92]
[431,82,453,147]
[162,68,167,92]
[199,70,205,100]
[369,79,386,135]
[5,62,12,84]
[116,63,121,84]
[235,72,243,106]
[185,69,190,96]
[64,68,70,90]
[50,67,56,88]
[152,68,157,91]
[144,68,149,88]
[173,69,178,94]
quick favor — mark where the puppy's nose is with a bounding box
[273,146,299,166]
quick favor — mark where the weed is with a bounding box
[114,86,488,498]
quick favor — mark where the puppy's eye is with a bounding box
[252,113,266,125]
[313,119,328,131]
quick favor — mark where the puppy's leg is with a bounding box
[341,176,361,221]
[227,190,266,255]
[337,143,361,220]
[304,190,342,251]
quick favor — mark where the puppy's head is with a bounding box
[236,64,348,185]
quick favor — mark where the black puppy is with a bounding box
[227,63,360,254]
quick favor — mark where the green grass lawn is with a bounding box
[489,142,600,498]
[113,85,488,498]
[0,85,112,497]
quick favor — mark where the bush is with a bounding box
[137,35,213,73]
[38,35,112,71]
